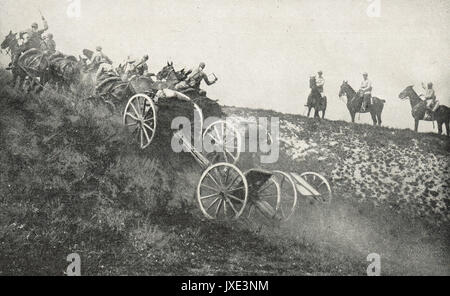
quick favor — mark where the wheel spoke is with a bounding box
[201,193,221,200]
[206,197,220,211]
[226,193,244,204]
[215,199,224,218]
[226,174,241,190]
[222,149,229,163]
[225,150,237,161]
[201,184,221,193]
[126,112,139,122]
[129,102,140,118]
[211,168,225,187]
[207,173,221,189]
[143,126,151,143]
[258,180,273,193]
[134,99,142,116]
[143,123,155,134]
[225,198,238,215]
[228,186,246,193]
[205,132,222,145]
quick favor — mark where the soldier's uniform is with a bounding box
[316,76,325,98]
[43,38,56,53]
[11,20,48,66]
[423,85,439,120]
[186,68,215,89]
[360,78,373,111]
[89,49,113,71]
[20,20,49,51]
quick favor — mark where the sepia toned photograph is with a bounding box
[0,0,448,280]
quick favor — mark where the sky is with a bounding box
[1,0,449,131]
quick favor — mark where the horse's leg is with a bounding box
[322,109,326,119]
[351,112,356,123]
[377,111,382,126]
[307,107,311,117]
[370,111,377,126]
[314,109,320,119]
[445,120,450,137]
[437,120,443,135]
[414,119,419,132]
[14,75,21,90]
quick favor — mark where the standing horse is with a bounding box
[398,85,450,136]
[306,76,327,119]
[338,81,385,126]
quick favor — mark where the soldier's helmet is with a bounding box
[143,54,149,60]
[31,22,38,29]
[428,82,433,87]
[47,33,53,39]
[199,62,206,69]
[318,70,323,75]
[362,72,368,76]
[96,46,102,51]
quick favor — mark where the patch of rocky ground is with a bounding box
[225,107,449,225]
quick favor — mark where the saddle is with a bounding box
[412,101,435,121]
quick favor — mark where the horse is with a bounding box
[338,80,386,126]
[156,62,191,89]
[1,32,49,92]
[306,76,327,119]
[1,30,20,56]
[47,52,81,91]
[398,85,450,136]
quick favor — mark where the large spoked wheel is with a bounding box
[123,94,157,150]
[300,172,333,204]
[245,175,281,220]
[197,163,248,221]
[203,120,241,165]
[272,171,298,222]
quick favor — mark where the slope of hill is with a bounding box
[0,71,448,275]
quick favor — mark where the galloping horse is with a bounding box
[1,31,20,56]
[398,85,450,136]
[338,81,386,126]
[306,76,327,119]
[1,31,50,91]
[47,52,81,91]
[156,62,191,89]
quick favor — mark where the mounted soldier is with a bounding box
[305,72,327,118]
[11,16,49,67]
[89,46,113,71]
[359,72,373,112]
[125,55,150,77]
[176,62,218,96]
[421,82,439,120]
[42,33,56,54]
[316,71,325,99]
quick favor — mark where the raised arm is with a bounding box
[38,18,49,34]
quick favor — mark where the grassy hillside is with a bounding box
[0,70,448,275]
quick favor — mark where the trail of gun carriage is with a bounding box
[0,15,448,276]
